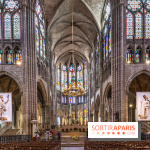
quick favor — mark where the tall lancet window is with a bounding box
[4,13,11,39]
[77,66,83,88]
[13,13,21,39]
[126,12,134,39]
[102,1,111,62]
[35,0,46,59]
[135,12,143,39]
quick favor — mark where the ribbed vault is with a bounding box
[45,0,105,63]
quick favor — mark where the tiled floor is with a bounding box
[61,147,84,150]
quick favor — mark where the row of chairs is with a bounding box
[0,141,61,150]
[61,128,87,132]
[84,140,150,150]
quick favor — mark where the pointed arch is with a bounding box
[126,45,133,63]
[5,46,13,64]
[13,12,21,39]
[135,46,142,63]
[145,12,150,39]
[126,12,134,39]
[4,13,11,39]
[135,12,143,39]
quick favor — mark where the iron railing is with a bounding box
[0,135,32,143]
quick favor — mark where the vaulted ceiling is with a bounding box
[44,0,105,64]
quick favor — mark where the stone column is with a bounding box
[111,0,127,122]
[22,0,38,134]
[31,120,38,137]
[94,111,98,122]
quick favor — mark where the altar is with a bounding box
[59,125,88,132]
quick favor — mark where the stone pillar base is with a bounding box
[31,120,38,137]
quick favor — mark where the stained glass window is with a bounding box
[103,39,105,60]
[57,66,60,90]
[127,0,141,11]
[146,0,150,9]
[14,49,22,64]
[4,13,11,39]
[6,49,13,64]
[61,69,65,91]
[40,34,43,56]
[126,49,133,63]
[145,13,150,39]
[36,27,39,52]
[145,46,150,62]
[69,64,75,88]
[145,50,149,62]
[13,13,20,39]
[135,12,143,39]
[69,97,72,104]
[77,66,83,88]
[0,50,2,64]
[109,28,111,52]
[105,3,110,21]
[0,11,1,39]
[35,0,45,58]
[5,0,20,12]
[84,62,88,90]
[106,35,108,58]
[73,97,76,104]
[135,50,141,63]
[43,39,46,59]
[126,13,134,39]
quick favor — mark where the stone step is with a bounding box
[2,129,20,135]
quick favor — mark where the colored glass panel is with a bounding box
[84,62,88,91]
[13,13,20,39]
[40,35,42,56]
[135,50,140,62]
[0,50,2,64]
[69,97,72,104]
[7,50,12,64]
[105,3,110,21]
[36,28,39,52]
[127,0,141,11]
[61,70,64,91]
[69,64,75,88]
[0,13,1,39]
[77,66,83,88]
[73,97,76,103]
[146,0,150,9]
[109,28,111,52]
[35,15,38,26]
[126,50,133,63]
[126,12,134,39]
[145,50,149,62]
[106,35,108,58]
[103,39,105,60]
[57,67,60,90]
[43,39,45,58]
[145,13,150,39]
[5,0,19,11]
[40,23,45,37]
[135,12,142,39]
[4,13,11,39]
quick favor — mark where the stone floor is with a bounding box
[61,147,84,150]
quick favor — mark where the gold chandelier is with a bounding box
[62,0,86,97]
[62,86,86,97]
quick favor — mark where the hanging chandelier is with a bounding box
[62,0,86,97]
[62,86,86,97]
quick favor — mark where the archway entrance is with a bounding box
[37,82,45,126]
[103,86,112,122]
[128,73,150,122]
[0,74,21,129]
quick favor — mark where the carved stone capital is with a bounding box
[31,120,38,125]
